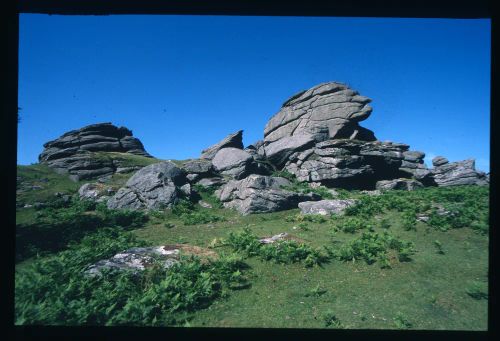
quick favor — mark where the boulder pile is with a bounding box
[43,81,488,215]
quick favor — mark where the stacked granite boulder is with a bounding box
[430,157,488,186]
[39,122,152,181]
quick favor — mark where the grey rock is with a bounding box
[212,147,253,180]
[195,177,226,188]
[431,158,488,186]
[39,122,152,181]
[198,200,213,209]
[376,179,424,191]
[432,156,449,167]
[200,130,244,160]
[85,246,181,276]
[264,82,376,143]
[264,134,316,168]
[107,161,189,210]
[259,233,289,244]
[215,174,320,215]
[298,199,357,215]
[78,182,115,201]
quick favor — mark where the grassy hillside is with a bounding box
[14,164,489,330]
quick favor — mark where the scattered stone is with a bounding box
[375,179,424,191]
[78,182,115,202]
[259,233,289,244]
[198,200,213,209]
[360,189,382,196]
[215,174,320,215]
[298,199,357,215]
[195,177,226,188]
[107,161,190,210]
[200,130,244,160]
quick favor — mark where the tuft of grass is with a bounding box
[323,310,344,328]
[393,312,412,329]
[465,281,488,300]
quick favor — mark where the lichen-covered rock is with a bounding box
[200,130,244,160]
[263,82,376,143]
[215,174,320,215]
[376,179,424,191]
[38,123,152,181]
[107,161,189,210]
[431,159,488,187]
[78,182,116,202]
[298,199,358,215]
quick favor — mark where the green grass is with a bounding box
[15,164,489,330]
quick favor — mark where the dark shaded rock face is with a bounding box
[215,174,321,215]
[39,123,152,181]
[376,178,424,191]
[200,130,244,160]
[107,161,190,210]
[282,139,427,190]
[264,82,376,144]
[430,158,488,187]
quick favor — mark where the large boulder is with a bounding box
[211,147,254,180]
[181,158,214,182]
[298,199,358,215]
[215,174,321,215]
[78,182,116,202]
[200,130,244,160]
[107,161,190,210]
[264,134,316,168]
[263,82,376,144]
[430,158,488,187]
[39,122,152,181]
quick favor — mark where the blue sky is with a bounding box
[18,15,490,171]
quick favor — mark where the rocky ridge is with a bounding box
[39,82,488,214]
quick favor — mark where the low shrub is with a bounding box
[335,231,415,266]
[180,210,225,225]
[465,281,488,300]
[225,228,327,267]
[285,213,327,224]
[393,312,412,329]
[323,310,344,328]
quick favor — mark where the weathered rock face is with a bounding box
[107,161,190,210]
[211,147,254,180]
[182,158,215,182]
[282,139,428,189]
[430,158,488,187]
[264,82,376,144]
[375,178,424,191]
[215,174,321,215]
[39,123,152,181]
[200,130,244,160]
[298,199,358,215]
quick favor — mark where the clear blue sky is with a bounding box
[18,15,490,171]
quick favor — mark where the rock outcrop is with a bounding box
[78,182,116,202]
[39,123,152,181]
[212,147,254,180]
[200,130,244,160]
[264,82,376,143]
[107,161,190,210]
[215,174,320,215]
[430,157,488,187]
[298,199,357,215]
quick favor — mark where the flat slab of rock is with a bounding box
[215,174,320,215]
[259,233,289,244]
[298,199,357,215]
[85,244,217,276]
[376,179,424,191]
[200,130,244,160]
[107,161,190,210]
